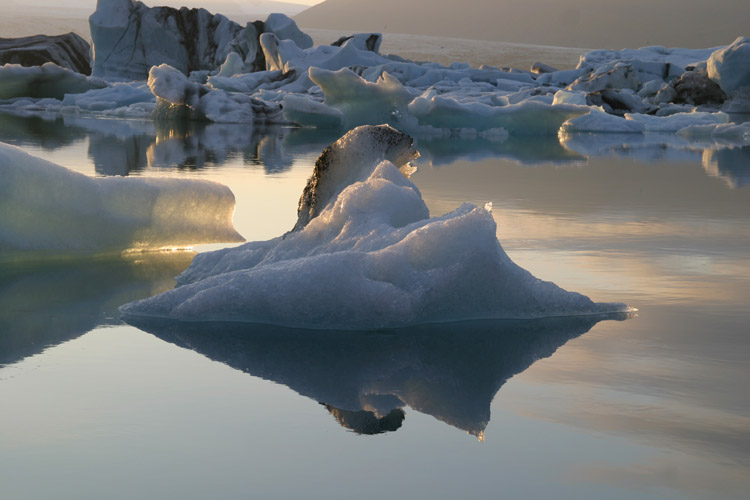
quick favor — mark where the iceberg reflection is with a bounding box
[128,313,628,437]
[0,253,193,366]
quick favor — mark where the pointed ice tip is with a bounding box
[484,202,493,213]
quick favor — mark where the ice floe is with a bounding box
[0,142,243,260]
[121,125,627,329]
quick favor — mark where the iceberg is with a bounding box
[0,253,193,365]
[0,63,106,100]
[89,0,310,80]
[121,125,627,329]
[0,142,243,260]
[0,33,92,75]
[707,37,750,94]
[148,64,283,123]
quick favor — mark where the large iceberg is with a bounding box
[121,126,627,329]
[89,0,311,80]
[0,142,243,260]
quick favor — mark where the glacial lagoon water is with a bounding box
[0,111,748,499]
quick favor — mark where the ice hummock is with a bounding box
[0,142,244,259]
[121,125,628,329]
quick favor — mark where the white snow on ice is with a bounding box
[0,142,244,259]
[120,125,627,329]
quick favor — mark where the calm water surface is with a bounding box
[0,112,748,500]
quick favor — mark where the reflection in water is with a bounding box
[90,132,151,176]
[1,111,747,188]
[702,146,750,188]
[0,113,88,150]
[0,253,193,366]
[323,405,406,435]
[416,134,585,166]
[128,313,628,438]
[560,132,750,189]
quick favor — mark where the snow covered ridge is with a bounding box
[0,0,747,137]
[0,143,244,260]
[121,125,629,329]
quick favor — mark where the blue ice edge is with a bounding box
[119,125,633,330]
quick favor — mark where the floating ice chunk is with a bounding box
[408,90,586,136]
[677,121,750,142]
[624,111,729,132]
[568,62,640,92]
[535,68,590,87]
[208,70,293,94]
[282,94,344,129]
[148,63,282,123]
[0,63,106,100]
[561,109,646,134]
[0,33,92,75]
[293,124,420,230]
[89,0,312,80]
[90,0,244,79]
[552,90,589,106]
[120,125,627,328]
[60,81,155,114]
[331,33,382,53]
[214,52,245,78]
[0,142,243,259]
[264,13,313,50]
[578,46,718,73]
[260,32,390,91]
[306,67,417,129]
[707,37,750,94]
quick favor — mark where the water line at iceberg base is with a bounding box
[120,125,634,330]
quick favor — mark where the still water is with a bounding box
[0,112,748,499]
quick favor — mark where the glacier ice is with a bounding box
[120,125,627,329]
[707,37,750,94]
[148,63,283,123]
[0,63,106,100]
[0,142,243,260]
[0,33,92,75]
[0,0,744,142]
[89,0,310,80]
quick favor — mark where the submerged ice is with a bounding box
[121,126,627,329]
[0,142,243,259]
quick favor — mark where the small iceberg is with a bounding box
[121,125,628,329]
[0,142,244,260]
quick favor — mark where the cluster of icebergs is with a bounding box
[0,0,747,142]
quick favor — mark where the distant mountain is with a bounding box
[295,0,748,49]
